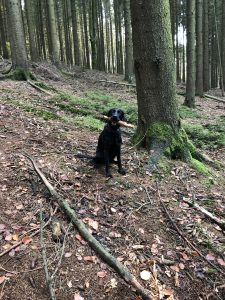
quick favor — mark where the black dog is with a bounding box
[93,108,126,178]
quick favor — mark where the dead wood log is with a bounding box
[24,154,154,300]
[182,198,225,231]
[99,79,136,88]
[204,94,225,104]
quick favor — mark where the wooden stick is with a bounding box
[24,153,154,300]
[159,193,225,276]
[27,79,54,96]
[102,115,135,128]
[182,198,225,231]
[99,79,136,88]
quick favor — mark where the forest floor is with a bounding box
[0,64,225,300]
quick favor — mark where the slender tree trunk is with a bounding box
[82,0,90,68]
[124,0,133,81]
[25,0,39,62]
[203,0,210,91]
[175,0,181,82]
[0,0,9,58]
[55,0,65,62]
[5,0,28,70]
[184,0,196,107]
[222,0,225,89]
[196,0,203,96]
[47,0,60,66]
[71,0,81,65]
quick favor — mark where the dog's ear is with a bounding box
[119,109,126,121]
[107,109,114,117]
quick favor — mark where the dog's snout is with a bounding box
[111,115,119,121]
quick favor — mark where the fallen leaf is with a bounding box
[67,280,73,288]
[140,270,151,281]
[0,276,6,284]
[74,293,84,300]
[8,249,15,257]
[161,289,174,296]
[22,236,32,245]
[206,253,215,261]
[65,252,72,258]
[0,224,6,230]
[132,245,145,250]
[217,258,225,267]
[15,204,24,210]
[97,270,107,278]
[170,265,180,273]
[5,234,12,241]
[12,234,19,241]
[83,256,96,263]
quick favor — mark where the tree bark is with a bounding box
[47,0,60,66]
[203,0,210,91]
[130,0,192,166]
[196,0,203,96]
[124,0,133,81]
[184,0,196,107]
[5,0,29,72]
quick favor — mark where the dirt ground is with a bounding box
[0,66,225,300]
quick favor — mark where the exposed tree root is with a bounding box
[24,153,155,300]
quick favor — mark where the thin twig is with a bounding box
[157,185,225,277]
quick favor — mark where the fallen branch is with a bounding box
[157,188,225,276]
[204,94,225,104]
[27,79,54,96]
[182,198,225,231]
[24,153,154,300]
[99,79,136,88]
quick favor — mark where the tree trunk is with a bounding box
[82,0,90,68]
[25,0,39,62]
[196,0,203,96]
[130,0,192,166]
[5,0,29,72]
[0,0,9,59]
[47,0,60,66]
[71,0,81,65]
[184,0,196,107]
[222,0,225,89]
[124,0,133,81]
[203,0,210,91]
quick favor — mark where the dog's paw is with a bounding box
[106,172,113,178]
[118,168,126,175]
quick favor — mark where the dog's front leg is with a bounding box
[104,148,112,178]
[117,148,126,175]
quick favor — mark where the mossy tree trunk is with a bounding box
[130,0,192,167]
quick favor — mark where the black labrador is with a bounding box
[93,108,126,178]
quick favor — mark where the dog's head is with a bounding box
[107,108,125,125]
